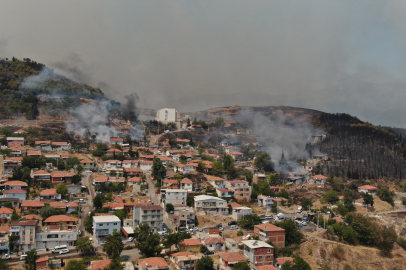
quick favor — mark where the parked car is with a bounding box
[128,237,134,242]
[219,227,224,231]
[228,221,237,226]
[215,223,222,228]
[230,225,239,230]
[85,170,92,173]
[59,249,69,255]
[1,254,10,260]
[301,221,308,226]
[130,194,137,197]
[155,190,161,194]
[20,254,27,261]
[265,214,273,219]
[205,251,215,255]
[144,189,148,193]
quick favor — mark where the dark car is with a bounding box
[205,251,215,255]
[228,221,237,226]
[215,223,222,228]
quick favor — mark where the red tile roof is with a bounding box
[179,239,203,247]
[3,188,27,194]
[35,141,51,144]
[181,178,193,184]
[230,151,243,155]
[11,220,38,226]
[5,180,28,186]
[138,257,168,269]
[204,237,225,245]
[80,159,94,163]
[0,226,10,232]
[36,256,48,263]
[110,138,123,142]
[67,202,79,207]
[125,168,141,172]
[171,251,194,257]
[21,201,45,207]
[51,172,75,178]
[92,259,112,270]
[358,185,378,191]
[23,214,43,221]
[128,177,141,182]
[218,252,247,263]
[49,202,67,208]
[40,189,57,196]
[27,151,41,155]
[0,207,13,214]
[254,223,285,232]
[257,266,279,270]
[44,215,77,223]
[33,170,50,176]
[51,142,68,146]
[228,202,243,208]
[312,175,327,179]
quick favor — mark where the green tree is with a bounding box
[378,187,394,206]
[244,170,253,185]
[233,262,250,270]
[56,183,68,198]
[197,161,206,173]
[1,127,12,137]
[301,199,313,210]
[237,214,262,230]
[71,174,82,185]
[76,237,93,255]
[199,245,208,254]
[281,255,311,270]
[322,190,339,204]
[237,230,244,237]
[103,231,124,259]
[133,223,162,257]
[165,203,174,213]
[187,118,191,127]
[113,209,127,221]
[0,258,9,270]
[93,194,104,209]
[10,210,20,222]
[84,213,93,232]
[76,164,84,174]
[3,201,12,209]
[211,161,223,176]
[195,256,214,270]
[65,259,87,270]
[254,153,274,172]
[24,249,37,270]
[152,158,166,182]
[275,220,303,246]
[105,259,123,270]
[8,235,19,251]
[361,192,374,207]
[162,231,191,248]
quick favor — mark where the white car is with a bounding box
[59,249,70,255]
[1,254,10,260]
[128,237,134,242]
[85,170,92,173]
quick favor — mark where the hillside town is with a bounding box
[0,107,405,270]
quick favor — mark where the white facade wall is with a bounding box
[35,230,78,249]
[156,108,177,122]
[164,189,188,205]
[92,216,121,244]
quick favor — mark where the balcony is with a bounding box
[95,229,110,235]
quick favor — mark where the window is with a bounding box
[114,223,118,225]
[99,224,103,227]
[268,249,271,252]
[61,234,66,238]
[258,256,263,260]
[267,256,271,259]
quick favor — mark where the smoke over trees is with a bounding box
[121,93,139,122]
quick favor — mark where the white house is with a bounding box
[140,161,153,171]
[35,141,52,151]
[257,195,273,210]
[92,215,121,244]
[156,107,177,122]
[10,220,39,253]
[0,208,13,219]
[51,142,71,151]
[216,188,234,199]
[162,189,187,205]
[35,225,78,250]
[104,160,122,169]
[224,146,241,155]
[311,175,328,184]
[180,178,193,191]
[232,206,252,221]
[122,160,139,168]
[194,195,228,214]
[2,189,27,201]
[128,177,142,192]
[357,185,378,196]
[204,237,225,251]
[209,177,227,189]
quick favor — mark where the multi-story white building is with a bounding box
[194,195,228,214]
[92,215,121,244]
[180,178,193,191]
[51,142,71,151]
[133,205,163,232]
[242,240,274,267]
[257,195,274,210]
[10,220,39,253]
[162,189,188,206]
[156,107,177,122]
[35,225,78,250]
[224,146,241,155]
[176,208,196,228]
[232,206,253,221]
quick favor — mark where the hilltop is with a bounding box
[0,57,104,120]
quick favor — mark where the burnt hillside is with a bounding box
[311,113,406,179]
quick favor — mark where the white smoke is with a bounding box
[236,109,325,172]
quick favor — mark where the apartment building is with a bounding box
[180,178,193,191]
[92,215,121,244]
[3,157,22,174]
[194,195,228,214]
[133,205,163,232]
[6,137,24,147]
[254,224,285,248]
[171,252,199,270]
[0,226,10,255]
[257,195,274,210]
[162,189,187,205]
[227,180,251,202]
[35,225,78,249]
[10,220,39,253]
[9,146,27,157]
[51,142,71,151]
[39,189,61,201]
[242,240,274,267]
[176,208,196,228]
[156,107,177,122]
[232,206,253,221]
[31,170,51,182]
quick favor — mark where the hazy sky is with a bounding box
[1,1,406,127]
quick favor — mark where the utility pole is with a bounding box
[317,211,320,233]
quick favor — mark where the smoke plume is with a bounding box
[121,93,139,122]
